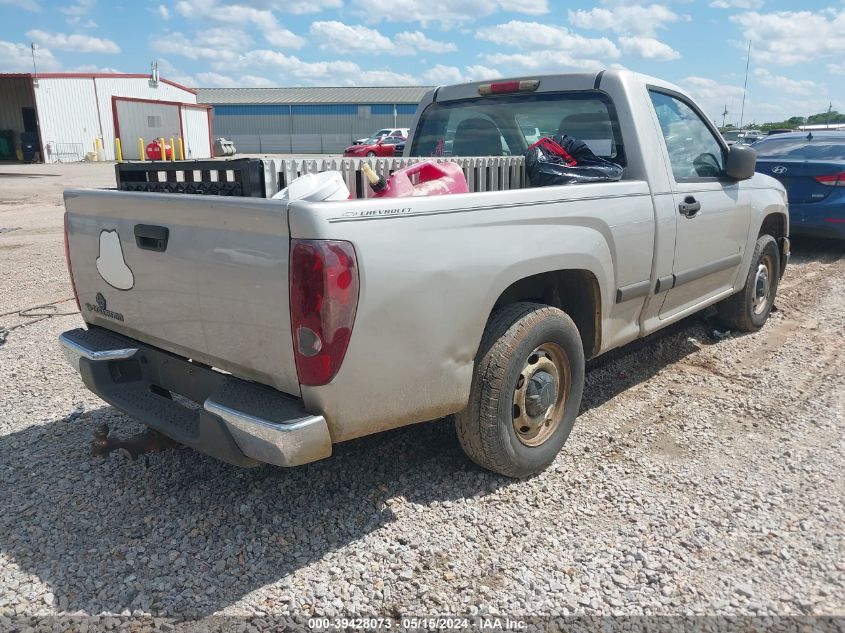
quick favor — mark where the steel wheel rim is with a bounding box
[752,254,774,315]
[512,342,570,447]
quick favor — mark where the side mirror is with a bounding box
[725,144,757,180]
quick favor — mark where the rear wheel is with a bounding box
[717,234,780,332]
[455,303,585,478]
[366,151,376,157]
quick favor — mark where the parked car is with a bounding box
[352,127,409,145]
[60,70,788,478]
[520,125,542,144]
[752,131,845,239]
[343,135,406,157]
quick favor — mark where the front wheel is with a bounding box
[717,234,781,332]
[455,303,585,478]
[366,151,376,157]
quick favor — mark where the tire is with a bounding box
[717,234,781,332]
[455,302,585,478]
[366,151,376,157]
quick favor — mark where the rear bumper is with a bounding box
[59,327,331,468]
[789,202,845,238]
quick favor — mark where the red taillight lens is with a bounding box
[814,172,845,186]
[478,79,540,95]
[289,239,359,386]
[63,212,81,312]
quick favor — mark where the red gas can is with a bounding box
[362,161,469,198]
[145,140,173,161]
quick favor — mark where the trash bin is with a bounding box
[20,132,38,162]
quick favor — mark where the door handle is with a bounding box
[678,196,701,218]
[134,224,169,252]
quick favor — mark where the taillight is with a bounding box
[289,239,359,386]
[478,79,539,95]
[814,172,845,186]
[63,212,81,312]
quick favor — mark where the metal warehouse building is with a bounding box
[197,86,431,154]
[0,72,212,162]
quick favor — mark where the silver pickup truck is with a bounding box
[60,70,789,477]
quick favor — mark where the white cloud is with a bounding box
[618,36,680,61]
[175,0,305,48]
[60,0,95,16]
[310,22,395,53]
[485,50,606,74]
[156,4,170,19]
[568,4,680,37]
[0,0,41,11]
[349,0,548,27]
[236,49,417,85]
[0,40,60,72]
[278,0,342,13]
[464,64,500,80]
[709,0,763,8]
[393,31,457,53]
[731,10,845,65]
[476,21,620,58]
[157,58,198,88]
[358,69,417,85]
[156,32,237,62]
[827,63,845,77]
[196,27,253,50]
[197,72,241,87]
[679,76,746,122]
[422,65,467,84]
[71,63,124,73]
[26,29,120,54]
[66,16,97,28]
[308,22,458,55]
[207,0,343,12]
[753,68,818,95]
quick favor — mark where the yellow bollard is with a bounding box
[169,136,176,162]
[94,137,101,152]
[115,138,123,162]
[178,137,185,160]
[138,138,145,161]
[158,137,166,161]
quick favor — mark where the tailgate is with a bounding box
[63,189,299,396]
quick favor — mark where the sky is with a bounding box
[0,0,843,125]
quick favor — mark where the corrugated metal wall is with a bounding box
[0,77,34,157]
[212,103,418,154]
[115,100,181,160]
[29,76,207,161]
[33,78,101,162]
[180,106,211,159]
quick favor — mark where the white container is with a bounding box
[272,171,350,202]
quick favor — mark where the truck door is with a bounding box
[648,89,752,318]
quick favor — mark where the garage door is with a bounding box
[115,100,181,160]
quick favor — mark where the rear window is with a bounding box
[752,136,845,160]
[410,91,625,164]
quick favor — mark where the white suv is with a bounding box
[353,128,410,145]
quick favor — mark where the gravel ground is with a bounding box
[0,162,843,622]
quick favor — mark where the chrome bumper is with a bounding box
[59,328,331,468]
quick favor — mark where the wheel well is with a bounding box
[493,270,601,358]
[759,213,786,239]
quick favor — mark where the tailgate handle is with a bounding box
[134,224,169,252]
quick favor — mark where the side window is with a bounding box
[649,90,725,180]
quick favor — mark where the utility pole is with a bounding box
[827,102,832,129]
[739,40,751,130]
[721,105,728,128]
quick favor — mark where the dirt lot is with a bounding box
[0,161,843,622]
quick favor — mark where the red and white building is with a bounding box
[0,72,212,162]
